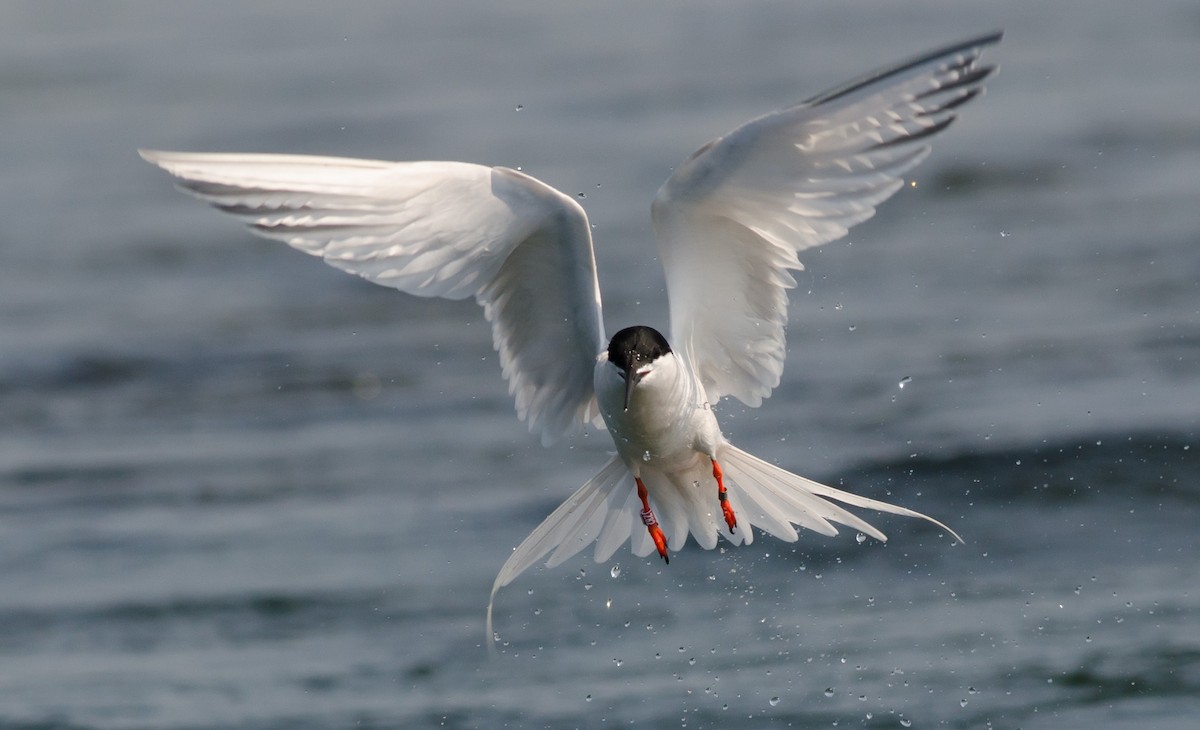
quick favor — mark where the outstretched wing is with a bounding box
[141,151,605,443]
[652,31,1001,406]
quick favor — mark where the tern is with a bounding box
[141,31,1001,645]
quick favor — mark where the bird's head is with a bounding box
[606,325,672,410]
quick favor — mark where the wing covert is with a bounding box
[140,151,605,443]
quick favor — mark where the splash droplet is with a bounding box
[898,376,912,389]
[769,697,781,707]
[856,532,867,544]
[610,565,621,578]
[824,688,835,698]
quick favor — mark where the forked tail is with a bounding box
[485,446,961,652]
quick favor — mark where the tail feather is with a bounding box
[725,473,801,542]
[594,487,637,563]
[721,445,964,544]
[723,445,880,540]
[486,455,627,648]
[487,445,962,650]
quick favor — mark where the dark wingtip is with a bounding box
[805,30,1005,107]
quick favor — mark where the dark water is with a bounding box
[3,2,1199,728]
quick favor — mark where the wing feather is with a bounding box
[652,32,1001,405]
[140,151,605,443]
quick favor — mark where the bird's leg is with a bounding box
[712,458,737,532]
[636,476,669,564]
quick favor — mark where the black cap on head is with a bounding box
[607,326,671,374]
[608,326,671,410]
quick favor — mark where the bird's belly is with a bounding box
[613,411,694,465]
[602,392,720,471]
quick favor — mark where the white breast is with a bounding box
[594,351,723,471]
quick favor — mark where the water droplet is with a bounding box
[688,657,696,666]
[515,104,524,111]
[856,532,866,544]
[824,688,835,698]
[848,324,857,332]
[960,698,968,708]
[642,450,652,462]
[585,694,592,702]
[577,192,586,199]
[583,583,593,591]
[898,375,912,389]
[769,697,781,707]
[613,658,623,667]
[610,565,621,578]
[900,720,912,728]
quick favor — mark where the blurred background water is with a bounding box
[2,1,1198,728]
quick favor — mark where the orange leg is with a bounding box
[712,458,737,532]
[636,476,669,564]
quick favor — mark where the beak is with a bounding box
[622,368,644,411]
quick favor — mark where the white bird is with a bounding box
[141,31,1001,646]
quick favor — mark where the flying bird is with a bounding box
[141,31,1001,645]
